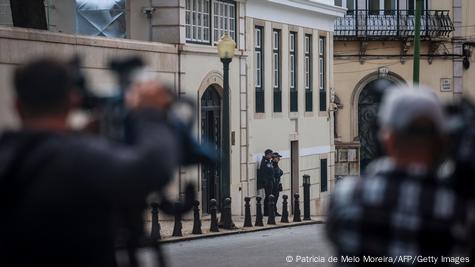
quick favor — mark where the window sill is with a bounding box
[304,112,314,117]
[272,112,283,119]
[318,111,327,117]
[289,112,299,119]
[254,112,266,120]
[182,43,248,57]
[182,43,217,54]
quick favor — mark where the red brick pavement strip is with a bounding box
[145,216,326,244]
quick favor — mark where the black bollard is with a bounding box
[223,197,236,229]
[293,193,302,222]
[209,199,219,232]
[172,202,183,237]
[255,196,264,226]
[303,175,311,220]
[192,200,202,234]
[243,197,253,227]
[280,195,289,223]
[150,202,161,240]
[267,194,276,225]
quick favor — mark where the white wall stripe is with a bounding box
[252,145,331,162]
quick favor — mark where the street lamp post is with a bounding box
[217,34,236,201]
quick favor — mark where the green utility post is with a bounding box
[413,0,423,86]
[221,57,231,200]
[217,34,235,205]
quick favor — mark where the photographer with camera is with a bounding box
[0,57,183,267]
[326,86,473,266]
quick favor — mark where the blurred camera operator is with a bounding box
[326,86,474,266]
[0,57,181,267]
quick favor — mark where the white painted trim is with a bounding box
[272,0,347,17]
[253,145,331,162]
[246,0,345,32]
[300,145,331,156]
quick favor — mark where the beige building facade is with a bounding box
[332,0,475,176]
[0,0,344,216]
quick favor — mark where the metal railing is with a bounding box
[334,9,454,40]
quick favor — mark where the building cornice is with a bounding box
[269,0,346,18]
[246,0,345,32]
[0,26,178,54]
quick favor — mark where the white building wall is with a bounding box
[245,0,344,215]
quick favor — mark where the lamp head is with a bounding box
[217,34,236,59]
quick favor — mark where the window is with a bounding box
[408,0,414,13]
[213,0,236,42]
[320,159,328,192]
[255,26,264,113]
[335,0,355,14]
[185,0,235,44]
[384,0,396,15]
[76,0,127,38]
[347,0,355,14]
[368,0,380,15]
[347,0,355,9]
[407,0,427,16]
[273,30,282,113]
[304,34,312,112]
[335,0,355,10]
[319,36,326,112]
[289,32,298,112]
[185,0,211,43]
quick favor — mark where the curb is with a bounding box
[159,220,324,244]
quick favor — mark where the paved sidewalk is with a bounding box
[144,214,326,243]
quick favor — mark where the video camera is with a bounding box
[69,55,216,167]
[68,55,216,266]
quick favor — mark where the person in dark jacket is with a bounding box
[259,148,274,216]
[271,152,283,216]
[0,57,180,267]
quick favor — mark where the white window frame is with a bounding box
[272,30,280,89]
[213,0,236,43]
[289,32,297,90]
[256,51,262,88]
[319,37,325,91]
[290,32,295,52]
[255,26,265,113]
[185,0,211,43]
[255,27,263,89]
[185,0,236,44]
[304,35,311,90]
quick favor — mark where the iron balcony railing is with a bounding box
[334,9,454,40]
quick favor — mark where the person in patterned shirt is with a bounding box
[326,86,475,266]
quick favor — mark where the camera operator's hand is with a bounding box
[126,80,174,112]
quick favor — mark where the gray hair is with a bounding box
[378,85,445,135]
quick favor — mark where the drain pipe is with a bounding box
[142,0,155,41]
[177,42,183,198]
[453,0,463,96]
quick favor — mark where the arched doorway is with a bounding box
[358,78,396,172]
[201,86,222,213]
